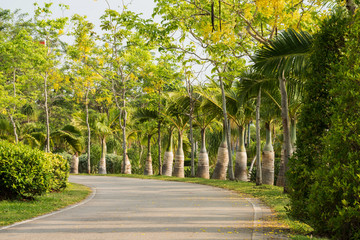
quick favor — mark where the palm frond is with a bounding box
[253,28,313,78]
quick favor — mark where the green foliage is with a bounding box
[288,8,350,221]
[306,12,360,239]
[0,140,69,199]
[289,8,360,239]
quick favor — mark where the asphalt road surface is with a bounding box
[0,175,287,239]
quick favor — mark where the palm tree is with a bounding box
[52,124,84,174]
[253,28,313,190]
[134,108,159,176]
[198,86,229,180]
[226,83,255,182]
[162,94,189,178]
[162,126,174,176]
[238,70,279,185]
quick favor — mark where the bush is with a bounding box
[289,9,360,239]
[306,13,360,239]
[0,140,69,199]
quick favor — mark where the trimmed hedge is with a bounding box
[0,140,69,199]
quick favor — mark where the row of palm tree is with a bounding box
[1,27,312,188]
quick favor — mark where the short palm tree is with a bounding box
[52,124,84,174]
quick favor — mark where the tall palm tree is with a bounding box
[253,28,313,190]
[238,70,279,185]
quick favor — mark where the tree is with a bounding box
[67,14,99,174]
[33,3,68,152]
[52,124,84,174]
[253,28,313,190]
[99,9,153,174]
[162,93,189,178]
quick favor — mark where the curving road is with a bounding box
[0,175,285,239]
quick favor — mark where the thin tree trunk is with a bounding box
[290,118,297,151]
[44,71,50,152]
[218,74,235,180]
[247,122,251,148]
[173,131,184,178]
[276,144,285,187]
[85,88,91,174]
[235,126,248,181]
[10,69,18,144]
[144,135,153,175]
[120,84,131,174]
[189,105,195,177]
[256,88,262,186]
[158,90,162,175]
[98,137,107,174]
[186,77,195,177]
[279,75,292,192]
[197,128,209,179]
[162,128,174,176]
[262,122,275,185]
[248,156,257,180]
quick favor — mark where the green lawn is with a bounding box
[0,183,91,226]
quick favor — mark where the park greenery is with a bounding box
[1,0,360,239]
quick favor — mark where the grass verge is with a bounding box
[96,174,325,240]
[0,183,91,227]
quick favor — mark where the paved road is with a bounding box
[0,175,286,239]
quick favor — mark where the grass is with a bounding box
[0,183,91,227]
[94,173,326,240]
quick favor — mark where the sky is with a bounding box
[1,0,211,82]
[1,0,158,33]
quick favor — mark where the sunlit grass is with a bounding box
[0,183,91,226]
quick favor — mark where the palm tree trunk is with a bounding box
[197,128,209,179]
[144,135,153,175]
[70,152,79,174]
[212,123,229,180]
[162,128,174,176]
[235,126,248,181]
[44,71,50,152]
[85,88,91,174]
[262,122,275,185]
[279,76,292,191]
[173,130,184,178]
[122,153,131,174]
[219,75,235,180]
[98,137,107,174]
[256,88,262,186]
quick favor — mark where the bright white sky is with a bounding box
[1,0,157,34]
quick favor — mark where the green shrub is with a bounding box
[288,9,350,221]
[306,12,360,239]
[0,140,69,199]
[289,9,360,239]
